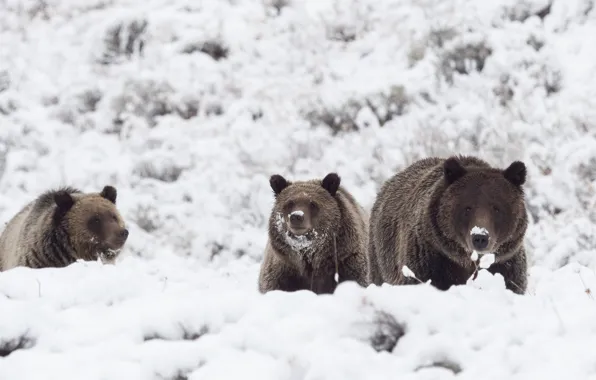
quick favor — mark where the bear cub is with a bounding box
[0,186,129,271]
[258,173,369,294]
[368,155,528,294]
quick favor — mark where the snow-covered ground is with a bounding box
[2,0,596,378]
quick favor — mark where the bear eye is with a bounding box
[287,201,295,209]
[464,206,472,214]
[90,215,101,226]
[492,205,500,213]
[309,201,317,210]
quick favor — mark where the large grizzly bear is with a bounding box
[368,155,528,294]
[0,186,129,271]
[258,173,368,294]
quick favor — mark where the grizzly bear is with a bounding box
[368,155,528,294]
[0,186,129,271]
[258,173,369,294]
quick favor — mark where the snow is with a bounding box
[1,0,596,377]
[479,253,496,269]
[289,210,304,217]
[2,260,596,379]
[401,265,419,281]
[470,226,489,236]
[274,212,320,252]
[471,250,480,262]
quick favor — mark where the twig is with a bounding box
[548,296,566,333]
[35,278,41,298]
[333,233,339,283]
[578,271,595,302]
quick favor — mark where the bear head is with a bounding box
[53,185,129,262]
[268,173,341,253]
[436,157,527,262]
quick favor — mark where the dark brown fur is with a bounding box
[258,173,368,294]
[368,156,528,294]
[0,186,129,271]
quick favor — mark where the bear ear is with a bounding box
[100,185,117,204]
[503,161,526,187]
[321,173,341,196]
[443,157,466,185]
[269,175,289,197]
[54,191,75,212]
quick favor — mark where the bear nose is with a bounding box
[471,233,488,250]
[119,229,129,240]
[289,213,304,226]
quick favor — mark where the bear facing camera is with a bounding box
[368,155,528,294]
[0,185,129,271]
[258,173,369,294]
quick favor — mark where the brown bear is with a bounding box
[368,155,528,294]
[258,173,369,294]
[0,186,129,271]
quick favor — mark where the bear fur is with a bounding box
[368,155,528,294]
[258,173,369,294]
[0,186,129,271]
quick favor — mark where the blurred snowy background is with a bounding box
[2,0,596,378]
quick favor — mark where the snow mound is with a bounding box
[1,259,596,379]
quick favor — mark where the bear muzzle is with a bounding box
[468,226,495,253]
[106,228,129,250]
[287,210,311,236]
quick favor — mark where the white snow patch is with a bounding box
[470,226,489,236]
[275,212,319,252]
[466,268,507,292]
[471,250,479,261]
[289,210,304,217]
[284,230,318,252]
[479,253,496,269]
[401,265,417,279]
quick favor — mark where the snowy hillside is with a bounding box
[2,0,596,378]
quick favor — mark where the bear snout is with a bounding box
[108,228,129,248]
[289,212,304,225]
[287,210,311,235]
[471,233,489,250]
[118,228,129,241]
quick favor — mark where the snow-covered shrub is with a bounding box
[501,0,552,22]
[369,310,406,353]
[181,40,229,61]
[439,37,493,84]
[428,27,458,49]
[97,17,148,65]
[134,161,185,183]
[493,74,515,106]
[53,87,102,129]
[0,71,9,92]
[263,0,291,16]
[0,96,18,116]
[0,334,35,357]
[305,86,411,134]
[107,78,175,128]
[305,99,361,134]
[144,325,208,342]
[365,85,411,126]
[321,0,373,43]
[131,204,162,233]
[416,359,462,374]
